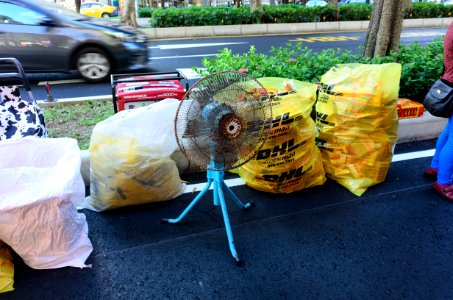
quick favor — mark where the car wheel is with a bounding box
[75,48,111,83]
[101,13,110,18]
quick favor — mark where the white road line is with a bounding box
[183,149,436,194]
[401,32,445,38]
[391,149,435,162]
[38,79,85,85]
[149,42,248,50]
[184,178,245,194]
[150,54,218,60]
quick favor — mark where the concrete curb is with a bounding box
[397,111,447,143]
[37,95,112,107]
[79,112,447,187]
[139,17,453,39]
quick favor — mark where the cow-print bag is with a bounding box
[0,85,47,140]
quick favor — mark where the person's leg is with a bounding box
[425,118,451,178]
[437,116,453,184]
[430,119,451,169]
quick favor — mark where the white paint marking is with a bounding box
[149,42,248,50]
[183,149,436,194]
[150,54,218,60]
[401,32,445,38]
[184,178,245,194]
[37,79,85,85]
[391,149,435,162]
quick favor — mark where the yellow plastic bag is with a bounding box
[232,77,326,193]
[0,242,14,294]
[316,63,401,196]
[86,99,186,211]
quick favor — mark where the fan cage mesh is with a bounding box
[175,71,272,171]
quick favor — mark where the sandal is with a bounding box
[432,182,453,202]
[423,167,438,179]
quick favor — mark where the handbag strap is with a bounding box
[0,58,34,104]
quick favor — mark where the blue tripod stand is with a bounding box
[162,161,254,265]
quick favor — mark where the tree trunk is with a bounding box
[404,0,413,18]
[250,0,263,12]
[363,0,405,58]
[328,0,339,20]
[120,0,138,27]
[328,0,338,9]
[75,0,81,13]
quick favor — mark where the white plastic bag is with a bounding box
[0,137,93,269]
[86,99,186,211]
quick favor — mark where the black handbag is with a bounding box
[423,78,453,118]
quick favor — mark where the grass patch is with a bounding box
[42,100,114,150]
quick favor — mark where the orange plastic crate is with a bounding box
[397,98,424,119]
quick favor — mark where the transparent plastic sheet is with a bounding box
[0,242,14,294]
[232,77,326,193]
[85,99,186,211]
[316,63,401,196]
[0,137,92,269]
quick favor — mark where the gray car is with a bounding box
[0,0,149,82]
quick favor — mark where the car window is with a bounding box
[0,2,47,25]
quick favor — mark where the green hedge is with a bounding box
[338,4,372,21]
[147,6,261,27]
[198,39,445,103]
[139,3,453,28]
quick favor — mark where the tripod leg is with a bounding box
[217,183,241,265]
[162,179,213,224]
[213,177,220,206]
[222,181,254,209]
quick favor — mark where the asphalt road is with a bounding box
[4,138,453,299]
[25,27,447,101]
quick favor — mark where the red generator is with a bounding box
[111,71,188,113]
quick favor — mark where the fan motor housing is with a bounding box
[220,114,242,139]
[202,101,243,139]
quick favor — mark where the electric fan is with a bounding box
[162,70,272,265]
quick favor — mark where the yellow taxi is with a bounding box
[80,2,118,18]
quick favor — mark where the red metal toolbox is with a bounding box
[111,71,188,112]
